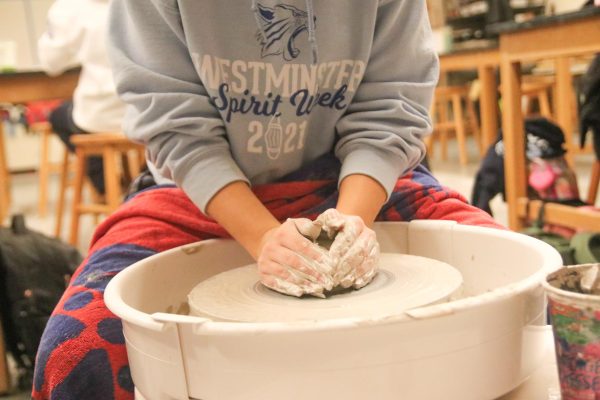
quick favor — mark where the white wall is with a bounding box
[0,0,54,69]
[547,0,588,13]
[1,0,59,170]
[3,124,64,170]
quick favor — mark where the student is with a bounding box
[32,1,501,398]
[37,0,125,195]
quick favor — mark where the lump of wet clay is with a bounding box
[547,264,600,295]
[309,230,379,297]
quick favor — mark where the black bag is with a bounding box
[579,54,600,160]
[471,117,583,215]
[0,214,82,388]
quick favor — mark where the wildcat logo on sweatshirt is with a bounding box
[254,3,312,61]
[189,2,367,125]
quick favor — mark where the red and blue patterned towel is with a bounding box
[32,162,501,400]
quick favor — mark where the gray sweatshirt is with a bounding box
[108,0,439,213]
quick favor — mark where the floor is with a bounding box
[3,171,99,256]
[0,391,28,400]
[0,136,596,398]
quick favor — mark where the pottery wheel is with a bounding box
[188,253,463,323]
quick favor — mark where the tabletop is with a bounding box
[488,6,600,35]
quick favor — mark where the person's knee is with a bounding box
[32,297,133,399]
[48,108,64,136]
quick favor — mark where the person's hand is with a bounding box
[257,218,334,298]
[316,209,380,289]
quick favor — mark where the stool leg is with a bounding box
[426,102,436,158]
[555,57,575,165]
[588,160,600,206]
[452,93,468,166]
[439,101,449,161]
[522,95,533,117]
[103,146,121,212]
[138,148,146,169]
[423,135,434,159]
[55,147,70,238]
[127,149,143,178]
[87,181,103,226]
[69,149,87,246]
[466,98,483,156]
[0,319,10,394]
[38,128,51,217]
[538,91,553,121]
[0,124,11,223]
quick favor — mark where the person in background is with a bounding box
[32,1,503,399]
[37,0,125,195]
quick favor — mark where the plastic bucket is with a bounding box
[543,264,600,400]
[106,221,563,400]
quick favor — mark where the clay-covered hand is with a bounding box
[316,209,380,289]
[258,218,334,298]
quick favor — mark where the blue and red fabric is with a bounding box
[32,158,502,400]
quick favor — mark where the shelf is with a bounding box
[447,13,486,26]
[513,5,545,14]
[446,5,545,26]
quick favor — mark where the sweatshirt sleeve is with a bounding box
[335,0,439,199]
[107,0,248,213]
[37,0,83,76]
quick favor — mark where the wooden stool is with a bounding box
[69,133,145,246]
[30,122,69,217]
[54,147,83,239]
[588,160,600,206]
[427,85,482,166]
[521,80,554,120]
[499,77,554,120]
[0,123,11,224]
[29,122,87,238]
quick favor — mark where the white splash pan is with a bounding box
[104,220,562,400]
